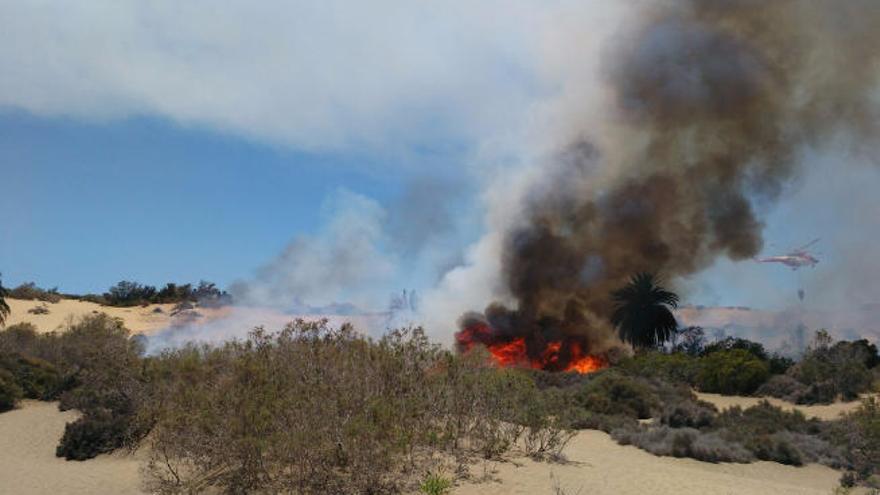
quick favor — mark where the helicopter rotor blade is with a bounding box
[794,238,821,252]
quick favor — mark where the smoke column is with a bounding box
[449,0,880,366]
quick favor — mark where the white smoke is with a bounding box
[232,188,396,310]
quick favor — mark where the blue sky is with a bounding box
[0,110,473,295]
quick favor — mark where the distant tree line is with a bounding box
[84,280,233,307]
[3,279,232,308]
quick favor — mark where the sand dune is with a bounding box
[4,298,181,335]
[454,430,843,495]
[0,401,145,495]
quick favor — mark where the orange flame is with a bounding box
[481,337,606,374]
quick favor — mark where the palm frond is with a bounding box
[0,273,10,327]
[610,272,680,349]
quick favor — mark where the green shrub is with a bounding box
[0,369,23,412]
[56,408,131,460]
[784,333,876,404]
[696,349,770,395]
[0,354,64,400]
[420,473,453,495]
[715,401,819,436]
[573,371,660,419]
[619,351,700,385]
[702,337,769,361]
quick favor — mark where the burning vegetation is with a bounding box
[455,315,607,374]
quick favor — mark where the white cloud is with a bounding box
[0,0,567,152]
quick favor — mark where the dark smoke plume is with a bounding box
[457,0,880,364]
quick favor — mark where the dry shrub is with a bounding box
[660,400,716,429]
[612,426,753,463]
[829,397,880,486]
[142,321,569,494]
[756,375,809,402]
[7,282,62,303]
[28,304,51,315]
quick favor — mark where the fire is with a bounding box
[455,322,607,374]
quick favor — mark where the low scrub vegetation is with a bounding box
[621,332,877,403]
[757,331,878,405]
[7,282,63,303]
[1,313,877,491]
[0,317,576,493]
[0,316,148,459]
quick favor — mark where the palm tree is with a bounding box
[611,273,679,350]
[0,273,10,327]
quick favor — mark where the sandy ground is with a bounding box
[454,429,844,495]
[697,392,870,421]
[0,400,146,495]
[4,298,185,335]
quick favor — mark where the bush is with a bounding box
[28,304,51,315]
[569,411,639,433]
[7,282,62,303]
[56,408,131,460]
[420,473,453,495]
[715,401,820,436]
[660,400,716,428]
[141,322,570,494]
[832,398,880,485]
[0,354,64,400]
[784,335,876,404]
[612,400,844,469]
[696,349,770,395]
[612,426,753,463]
[702,337,769,361]
[0,323,42,357]
[0,369,23,412]
[757,375,808,402]
[619,351,700,385]
[573,371,659,419]
[748,432,804,465]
